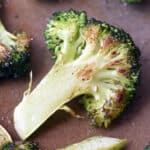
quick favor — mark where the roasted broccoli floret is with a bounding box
[14,10,140,139]
[0,142,39,150]
[145,145,150,150]
[121,0,141,3]
[0,21,30,78]
[58,136,126,150]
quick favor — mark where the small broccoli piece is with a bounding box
[121,0,141,3]
[14,10,140,139]
[0,20,30,78]
[145,145,150,150]
[58,136,126,150]
[0,142,39,150]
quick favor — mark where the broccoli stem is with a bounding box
[0,20,17,50]
[14,64,85,140]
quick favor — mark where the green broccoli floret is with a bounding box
[14,10,140,139]
[0,142,39,150]
[145,145,150,150]
[0,21,30,78]
[121,0,141,3]
[58,136,126,150]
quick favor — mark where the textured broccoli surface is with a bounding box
[121,0,141,3]
[0,21,30,78]
[14,10,140,139]
[0,142,39,150]
[58,136,126,150]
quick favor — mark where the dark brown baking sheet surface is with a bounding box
[0,0,150,149]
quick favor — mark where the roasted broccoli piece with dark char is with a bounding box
[80,18,140,127]
[0,21,30,78]
[14,10,140,139]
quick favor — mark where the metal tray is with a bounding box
[0,0,150,149]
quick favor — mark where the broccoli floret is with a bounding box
[121,0,141,3]
[45,9,87,61]
[14,10,140,139]
[0,142,39,150]
[0,21,30,78]
[58,136,126,150]
[145,145,150,150]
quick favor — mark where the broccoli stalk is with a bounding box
[58,136,126,150]
[0,20,30,78]
[14,10,140,140]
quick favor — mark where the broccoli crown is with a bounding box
[0,21,30,78]
[0,142,39,150]
[121,0,141,3]
[45,10,140,128]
